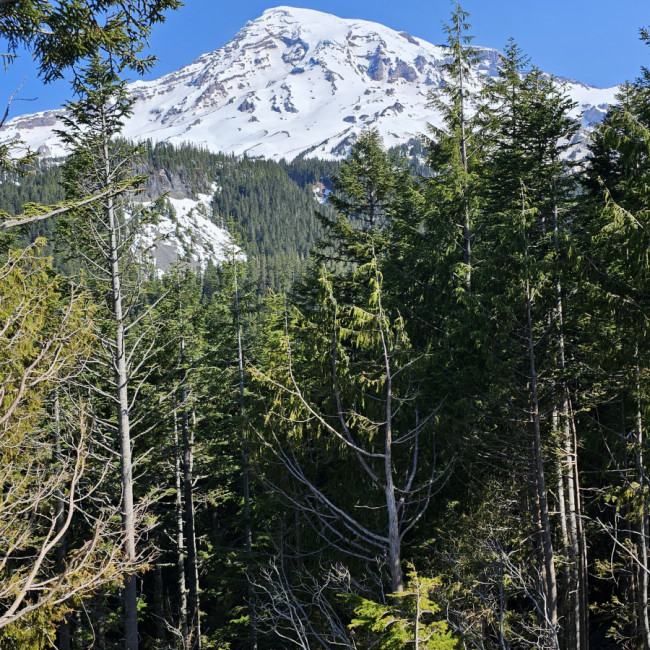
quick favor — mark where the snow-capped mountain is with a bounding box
[0,6,618,162]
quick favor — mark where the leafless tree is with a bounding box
[252,556,357,649]
[253,259,450,599]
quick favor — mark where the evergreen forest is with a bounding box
[3,2,650,649]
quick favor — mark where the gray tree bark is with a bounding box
[174,408,189,646]
[234,264,257,649]
[100,105,138,647]
[525,280,558,640]
[54,390,71,650]
[107,188,138,650]
[552,190,589,650]
[635,357,650,650]
[180,338,201,649]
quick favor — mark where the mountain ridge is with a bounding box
[0,5,619,161]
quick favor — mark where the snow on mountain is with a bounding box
[135,187,240,275]
[0,6,619,162]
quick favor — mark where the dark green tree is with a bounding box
[475,42,581,647]
[580,41,650,646]
[427,1,483,292]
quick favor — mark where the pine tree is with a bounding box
[427,1,483,292]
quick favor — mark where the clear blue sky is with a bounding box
[3,1,649,116]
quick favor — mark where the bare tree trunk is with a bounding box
[154,564,165,645]
[234,267,257,649]
[379,275,403,595]
[107,188,138,650]
[525,280,558,638]
[569,400,589,650]
[498,554,507,650]
[174,409,188,646]
[552,187,588,650]
[385,470,403,594]
[564,393,589,650]
[54,390,71,650]
[190,413,201,646]
[456,20,472,293]
[180,338,201,650]
[96,596,106,650]
[555,405,569,551]
[635,357,650,650]
[554,306,588,650]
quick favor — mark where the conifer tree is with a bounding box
[252,135,443,648]
[477,43,581,646]
[57,57,162,650]
[427,1,483,292]
[581,48,650,647]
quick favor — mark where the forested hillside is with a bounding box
[0,142,339,291]
[3,3,650,650]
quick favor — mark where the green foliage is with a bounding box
[1,0,182,82]
[1,0,181,180]
[0,244,133,642]
[345,565,460,649]
[5,7,650,647]
[212,153,338,292]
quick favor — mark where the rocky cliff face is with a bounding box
[134,164,214,202]
[0,6,619,161]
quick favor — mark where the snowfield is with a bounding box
[134,187,242,275]
[0,6,619,162]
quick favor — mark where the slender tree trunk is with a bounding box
[498,554,507,650]
[380,296,403,594]
[555,301,589,650]
[414,579,421,650]
[457,20,472,292]
[180,338,201,649]
[54,390,71,650]
[552,186,589,650]
[525,280,558,639]
[190,413,201,645]
[635,357,650,650]
[96,596,106,650]
[234,268,257,649]
[107,187,138,650]
[174,408,189,646]
[154,564,165,645]
[568,398,589,650]
[385,458,403,594]
[619,399,641,641]
[99,103,138,647]
[554,406,570,551]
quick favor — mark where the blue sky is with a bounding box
[3,1,649,116]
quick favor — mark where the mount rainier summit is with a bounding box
[0,6,618,161]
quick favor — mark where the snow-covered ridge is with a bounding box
[135,188,240,275]
[0,6,619,161]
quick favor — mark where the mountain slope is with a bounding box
[0,6,618,161]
